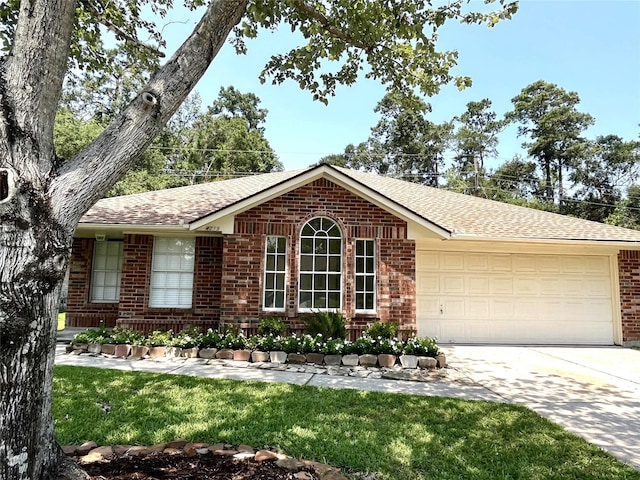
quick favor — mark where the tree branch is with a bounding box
[82,0,166,58]
[50,0,249,225]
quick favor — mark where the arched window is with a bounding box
[299,217,342,310]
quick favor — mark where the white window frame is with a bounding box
[263,236,287,311]
[355,239,376,313]
[149,237,195,308]
[90,240,123,303]
[298,217,342,312]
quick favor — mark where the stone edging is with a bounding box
[61,440,347,480]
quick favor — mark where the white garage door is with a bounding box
[416,251,614,345]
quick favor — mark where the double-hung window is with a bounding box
[299,217,342,311]
[355,239,376,312]
[91,240,123,302]
[264,236,287,310]
[149,237,195,308]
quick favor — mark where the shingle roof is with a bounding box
[80,165,640,243]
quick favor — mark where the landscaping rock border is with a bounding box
[60,440,348,480]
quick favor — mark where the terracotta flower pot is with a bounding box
[216,349,234,360]
[377,354,396,368]
[358,354,377,367]
[198,348,218,359]
[114,344,131,358]
[101,344,116,356]
[181,347,199,358]
[233,349,251,361]
[251,351,269,363]
[269,351,287,364]
[324,354,342,366]
[130,345,149,359]
[287,353,306,364]
[148,346,166,358]
[306,353,325,365]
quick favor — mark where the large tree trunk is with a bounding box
[0,1,248,479]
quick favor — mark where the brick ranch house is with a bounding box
[67,164,640,346]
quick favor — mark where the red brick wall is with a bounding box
[618,250,640,345]
[116,234,222,334]
[66,238,119,328]
[222,178,416,333]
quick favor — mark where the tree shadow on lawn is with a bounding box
[53,366,640,480]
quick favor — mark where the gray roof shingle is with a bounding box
[80,165,640,243]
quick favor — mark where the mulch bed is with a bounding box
[79,453,319,480]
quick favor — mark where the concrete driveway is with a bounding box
[444,345,640,471]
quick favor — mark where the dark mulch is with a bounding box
[78,453,319,480]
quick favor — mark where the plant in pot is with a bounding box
[400,336,439,369]
[146,330,172,358]
[302,334,324,365]
[216,332,237,359]
[198,329,222,359]
[176,327,202,358]
[282,334,305,364]
[258,334,286,364]
[321,337,345,366]
[130,337,149,360]
[248,335,269,363]
[110,327,144,358]
[405,336,443,368]
[227,332,250,361]
[374,336,401,368]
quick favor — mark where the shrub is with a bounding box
[373,337,402,355]
[321,338,345,355]
[346,336,374,355]
[199,329,222,349]
[403,336,439,357]
[281,335,301,354]
[253,334,283,352]
[304,311,348,340]
[257,317,287,336]
[364,321,399,340]
[71,326,110,345]
[146,330,173,347]
[300,334,323,354]
[167,327,202,348]
[219,332,248,350]
[109,327,144,345]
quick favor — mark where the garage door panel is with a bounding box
[417,251,614,344]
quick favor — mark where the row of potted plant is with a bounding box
[71,326,443,368]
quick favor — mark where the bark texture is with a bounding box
[0,1,248,479]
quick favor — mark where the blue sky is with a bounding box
[162,0,640,172]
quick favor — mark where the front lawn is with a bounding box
[53,366,640,480]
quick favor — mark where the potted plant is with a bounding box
[230,333,251,361]
[249,335,272,363]
[177,327,202,358]
[375,337,401,368]
[198,329,221,359]
[341,340,360,367]
[216,332,236,359]
[146,330,172,358]
[302,334,324,365]
[282,335,305,364]
[351,336,376,366]
[110,327,144,358]
[260,335,286,364]
[321,338,344,366]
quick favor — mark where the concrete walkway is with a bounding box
[54,343,640,471]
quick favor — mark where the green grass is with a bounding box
[57,312,65,331]
[53,366,640,480]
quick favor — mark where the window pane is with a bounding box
[365,240,374,256]
[300,238,313,254]
[328,293,340,308]
[365,293,374,310]
[266,256,275,271]
[299,291,312,308]
[300,274,312,290]
[314,292,326,308]
[315,238,327,254]
[356,293,364,310]
[150,237,194,308]
[277,237,287,252]
[356,257,364,273]
[309,217,321,231]
[328,239,341,254]
[314,256,327,271]
[275,291,284,308]
[314,274,326,290]
[355,276,364,291]
[300,256,313,271]
[276,273,285,290]
[264,291,275,308]
[328,257,340,272]
[91,241,123,303]
[366,276,374,291]
[276,255,286,271]
[356,241,364,256]
[328,274,341,290]
[266,236,277,253]
[265,273,274,289]
[366,257,374,273]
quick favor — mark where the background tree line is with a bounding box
[56,64,639,229]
